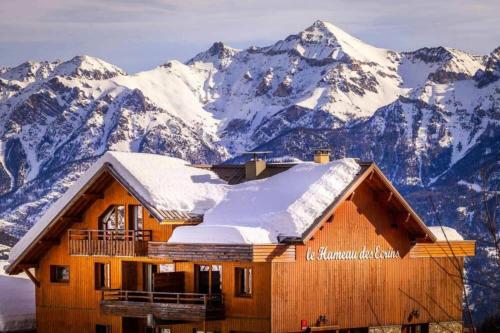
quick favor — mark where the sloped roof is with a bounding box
[8,151,227,267]
[7,152,440,274]
[169,158,363,244]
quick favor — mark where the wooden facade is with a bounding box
[8,162,475,333]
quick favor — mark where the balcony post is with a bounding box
[131,230,135,257]
[88,230,92,256]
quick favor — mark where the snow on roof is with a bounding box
[428,226,464,241]
[9,151,227,264]
[0,261,35,332]
[168,158,361,244]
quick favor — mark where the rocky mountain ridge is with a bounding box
[0,20,498,320]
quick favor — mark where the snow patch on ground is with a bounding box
[0,260,35,332]
[458,180,482,192]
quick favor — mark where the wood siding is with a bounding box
[35,179,272,333]
[271,181,465,332]
[409,241,476,257]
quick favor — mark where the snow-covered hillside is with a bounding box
[0,20,498,320]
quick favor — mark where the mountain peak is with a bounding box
[52,55,126,80]
[187,42,240,68]
[267,20,390,65]
[0,60,60,82]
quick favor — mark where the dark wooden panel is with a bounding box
[154,272,185,293]
[148,243,254,262]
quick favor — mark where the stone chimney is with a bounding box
[244,151,270,180]
[313,149,331,164]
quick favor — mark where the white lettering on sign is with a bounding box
[305,246,400,261]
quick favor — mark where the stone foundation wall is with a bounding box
[369,325,402,333]
[429,321,463,333]
[368,322,463,333]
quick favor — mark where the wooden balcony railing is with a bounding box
[101,290,225,321]
[68,229,152,257]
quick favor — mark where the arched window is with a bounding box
[99,205,125,230]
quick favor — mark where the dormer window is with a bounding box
[99,205,125,230]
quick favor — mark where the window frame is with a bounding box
[128,204,144,232]
[94,262,111,290]
[234,267,253,298]
[50,265,70,284]
[98,205,126,231]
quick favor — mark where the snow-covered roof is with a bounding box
[168,158,362,244]
[428,226,464,241]
[0,262,35,332]
[9,151,227,264]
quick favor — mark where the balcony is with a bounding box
[68,229,152,257]
[100,290,225,322]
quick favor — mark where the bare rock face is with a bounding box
[0,21,498,322]
[475,47,500,87]
[256,69,274,96]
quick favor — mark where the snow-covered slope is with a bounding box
[0,19,498,320]
[0,19,496,231]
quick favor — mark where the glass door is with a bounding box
[195,264,222,295]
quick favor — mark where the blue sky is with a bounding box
[1,0,499,72]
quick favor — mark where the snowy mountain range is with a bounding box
[0,20,498,318]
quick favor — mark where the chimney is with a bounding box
[244,151,270,180]
[313,148,331,164]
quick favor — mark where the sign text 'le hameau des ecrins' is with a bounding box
[306,246,400,261]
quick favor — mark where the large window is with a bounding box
[50,265,70,283]
[195,265,222,294]
[99,205,125,230]
[235,267,252,297]
[95,263,111,290]
[128,205,143,231]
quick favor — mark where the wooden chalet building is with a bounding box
[6,151,475,333]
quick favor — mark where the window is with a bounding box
[195,265,222,294]
[99,205,125,230]
[235,267,252,297]
[50,265,70,283]
[95,263,111,290]
[143,264,157,292]
[159,264,175,273]
[95,324,111,333]
[128,205,143,232]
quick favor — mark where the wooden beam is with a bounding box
[22,268,40,288]
[60,216,82,224]
[38,239,60,245]
[347,191,355,201]
[416,234,430,242]
[387,192,393,203]
[82,193,104,200]
[404,213,411,224]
